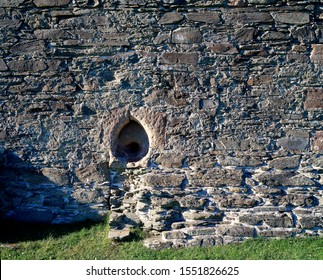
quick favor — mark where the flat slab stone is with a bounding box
[272,12,310,25]
[108,228,131,241]
[34,0,71,7]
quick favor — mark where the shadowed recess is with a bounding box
[115,120,149,162]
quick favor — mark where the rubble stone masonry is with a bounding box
[0,0,322,248]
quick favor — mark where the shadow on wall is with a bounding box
[0,219,103,243]
[0,149,109,229]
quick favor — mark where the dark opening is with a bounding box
[115,120,149,162]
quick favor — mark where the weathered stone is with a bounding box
[42,168,70,186]
[108,228,131,241]
[76,164,108,184]
[155,152,184,168]
[203,169,243,187]
[144,236,173,250]
[277,130,309,151]
[292,26,315,43]
[298,216,322,229]
[225,12,273,25]
[0,0,25,7]
[0,18,22,29]
[257,229,294,237]
[235,27,256,43]
[141,173,185,188]
[10,41,45,55]
[255,171,315,187]
[268,156,300,170]
[8,60,47,72]
[310,45,323,65]
[239,212,293,227]
[34,0,71,7]
[162,230,186,240]
[178,196,208,209]
[160,52,199,65]
[184,227,216,236]
[72,188,105,204]
[261,31,289,41]
[34,29,66,39]
[248,0,277,4]
[217,156,263,167]
[208,43,238,54]
[313,131,323,153]
[182,211,223,221]
[0,59,8,71]
[219,194,258,208]
[159,12,183,24]
[272,12,310,25]
[186,12,221,24]
[278,194,317,207]
[217,225,255,237]
[252,186,284,195]
[171,27,202,44]
[150,196,180,209]
[304,88,323,110]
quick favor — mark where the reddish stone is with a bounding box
[208,43,238,54]
[313,131,323,153]
[304,88,323,109]
[310,44,323,65]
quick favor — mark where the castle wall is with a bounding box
[0,0,322,248]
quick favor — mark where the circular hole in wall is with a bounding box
[115,120,149,162]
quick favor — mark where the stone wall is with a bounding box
[0,0,322,248]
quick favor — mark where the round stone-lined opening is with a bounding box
[115,120,149,162]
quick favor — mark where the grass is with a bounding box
[0,220,322,260]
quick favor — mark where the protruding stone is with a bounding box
[171,27,202,44]
[268,156,301,170]
[108,228,131,241]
